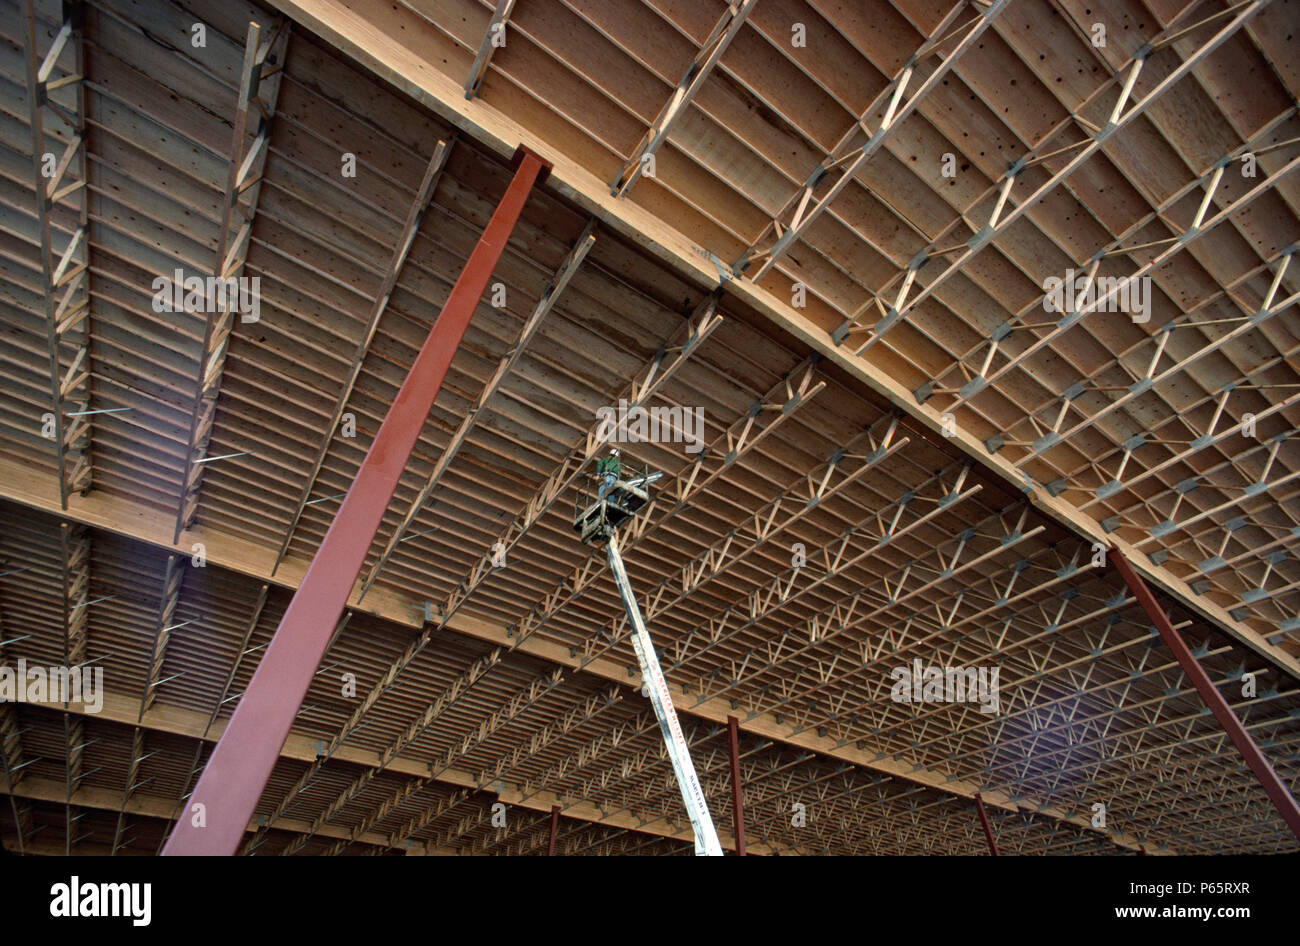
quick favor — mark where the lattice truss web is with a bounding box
[0,0,1298,856]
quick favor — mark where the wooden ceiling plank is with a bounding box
[271,139,454,571]
[172,20,290,542]
[358,219,596,591]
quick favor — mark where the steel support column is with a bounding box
[973,793,998,855]
[1108,547,1300,842]
[547,805,559,856]
[163,147,549,856]
[727,715,746,855]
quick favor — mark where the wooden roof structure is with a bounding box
[1,0,1298,855]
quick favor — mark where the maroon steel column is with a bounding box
[727,715,747,855]
[1108,547,1300,842]
[164,147,550,856]
[547,805,560,856]
[973,793,998,855]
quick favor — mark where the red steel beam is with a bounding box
[728,715,747,855]
[163,147,550,855]
[1108,547,1300,843]
[973,793,998,855]
[547,805,559,856]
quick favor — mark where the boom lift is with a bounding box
[574,452,725,856]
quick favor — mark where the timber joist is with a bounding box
[23,0,93,507]
[174,16,291,542]
[274,139,458,573]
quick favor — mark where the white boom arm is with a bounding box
[604,533,724,855]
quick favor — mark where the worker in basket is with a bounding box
[596,447,621,500]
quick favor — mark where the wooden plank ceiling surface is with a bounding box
[0,0,1297,854]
